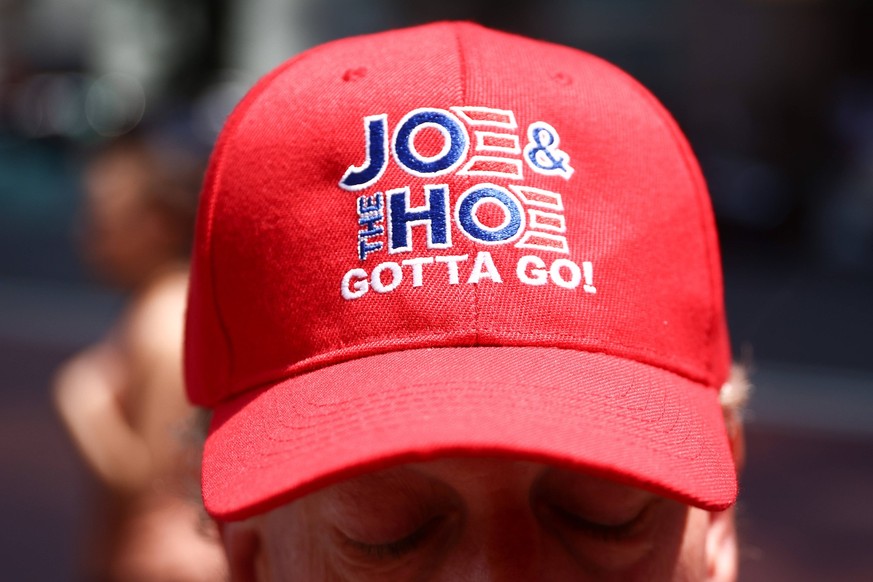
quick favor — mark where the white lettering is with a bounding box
[341,268,369,300]
[582,261,597,294]
[435,255,469,285]
[341,255,593,300]
[402,256,434,287]
[467,251,502,284]
[549,258,582,289]
[371,262,403,293]
[516,255,549,286]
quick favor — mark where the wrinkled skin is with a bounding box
[222,458,738,581]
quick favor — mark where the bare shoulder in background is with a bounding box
[53,136,227,582]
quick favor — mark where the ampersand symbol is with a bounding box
[524,121,574,179]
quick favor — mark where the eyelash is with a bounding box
[343,516,441,559]
[341,504,646,558]
[550,505,645,542]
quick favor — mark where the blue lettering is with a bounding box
[387,185,451,253]
[340,114,389,191]
[523,121,573,179]
[455,184,524,244]
[358,238,383,259]
[356,192,384,260]
[393,109,468,176]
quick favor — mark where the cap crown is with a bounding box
[185,22,730,407]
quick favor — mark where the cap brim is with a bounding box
[202,347,737,521]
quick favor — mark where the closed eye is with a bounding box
[340,515,445,560]
[548,503,649,543]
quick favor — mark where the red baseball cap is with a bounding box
[185,21,736,521]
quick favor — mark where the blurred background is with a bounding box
[1,0,872,580]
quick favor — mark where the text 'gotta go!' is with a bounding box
[336,107,597,300]
[341,252,597,300]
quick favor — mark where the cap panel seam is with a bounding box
[204,44,337,391]
[659,109,721,382]
[192,134,233,397]
[560,52,723,383]
[452,22,481,345]
[621,82,722,383]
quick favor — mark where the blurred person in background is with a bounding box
[53,132,227,581]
